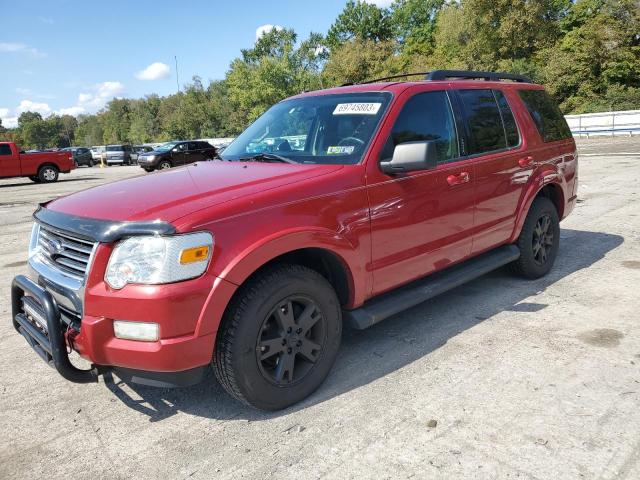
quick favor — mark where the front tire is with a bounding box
[511,197,560,279]
[38,165,59,183]
[158,160,172,170]
[214,264,342,410]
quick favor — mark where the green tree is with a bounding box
[226,28,323,129]
[75,114,105,146]
[323,38,402,86]
[102,98,132,143]
[540,0,640,112]
[391,0,444,59]
[326,0,393,49]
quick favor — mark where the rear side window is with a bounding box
[458,89,505,154]
[0,144,12,155]
[518,89,572,142]
[385,91,459,164]
[494,90,520,147]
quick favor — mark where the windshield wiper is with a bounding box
[237,153,298,164]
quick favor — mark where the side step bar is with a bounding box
[344,245,520,329]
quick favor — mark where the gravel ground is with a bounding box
[1,137,639,479]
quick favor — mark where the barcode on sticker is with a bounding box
[333,103,382,115]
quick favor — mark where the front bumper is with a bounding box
[11,275,101,383]
[11,271,237,387]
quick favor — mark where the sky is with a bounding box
[0,0,394,129]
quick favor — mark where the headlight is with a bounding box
[105,232,213,289]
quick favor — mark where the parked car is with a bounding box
[0,141,75,182]
[131,145,154,163]
[90,146,105,161]
[137,140,217,171]
[10,70,577,410]
[61,147,94,167]
[104,144,133,165]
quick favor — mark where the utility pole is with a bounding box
[175,55,180,92]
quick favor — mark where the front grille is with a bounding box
[37,225,96,280]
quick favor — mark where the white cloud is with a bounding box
[56,81,125,116]
[0,81,125,127]
[135,62,171,81]
[17,100,51,116]
[0,108,18,128]
[0,42,45,58]
[255,24,283,41]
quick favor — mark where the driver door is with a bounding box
[366,88,476,296]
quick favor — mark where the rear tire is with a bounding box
[213,264,342,410]
[511,197,560,279]
[38,165,59,183]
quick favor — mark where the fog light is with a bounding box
[113,321,159,342]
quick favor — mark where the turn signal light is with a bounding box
[180,245,210,264]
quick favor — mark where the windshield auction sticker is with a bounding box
[333,103,382,115]
[327,146,355,155]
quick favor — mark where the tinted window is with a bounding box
[459,89,505,154]
[0,144,12,155]
[494,90,519,147]
[518,89,571,142]
[385,91,459,163]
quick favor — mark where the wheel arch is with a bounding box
[510,176,565,243]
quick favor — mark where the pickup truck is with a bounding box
[11,70,577,410]
[0,142,75,183]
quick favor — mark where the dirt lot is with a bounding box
[1,138,639,479]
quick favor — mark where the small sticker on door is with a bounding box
[333,103,382,115]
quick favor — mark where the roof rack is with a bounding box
[341,69,533,87]
[426,70,532,83]
[341,72,431,87]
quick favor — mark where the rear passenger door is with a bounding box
[183,142,201,164]
[454,88,526,254]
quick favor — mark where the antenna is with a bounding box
[175,55,180,92]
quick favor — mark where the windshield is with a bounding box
[221,92,392,165]
[155,142,179,152]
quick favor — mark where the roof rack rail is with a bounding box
[341,72,431,87]
[426,70,532,83]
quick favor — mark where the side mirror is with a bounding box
[380,140,438,174]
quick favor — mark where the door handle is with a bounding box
[446,171,470,186]
[518,156,534,168]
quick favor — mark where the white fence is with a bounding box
[565,110,640,137]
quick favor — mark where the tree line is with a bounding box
[2,0,638,150]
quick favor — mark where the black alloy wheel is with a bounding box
[257,295,326,386]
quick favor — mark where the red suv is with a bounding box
[11,70,577,410]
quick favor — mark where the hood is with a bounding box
[46,161,343,223]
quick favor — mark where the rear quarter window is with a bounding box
[518,89,572,142]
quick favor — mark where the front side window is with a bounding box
[459,89,506,154]
[518,89,572,142]
[384,90,459,164]
[221,92,392,165]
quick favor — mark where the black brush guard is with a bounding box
[11,275,101,383]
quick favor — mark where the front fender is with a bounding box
[219,227,363,304]
[194,227,366,337]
